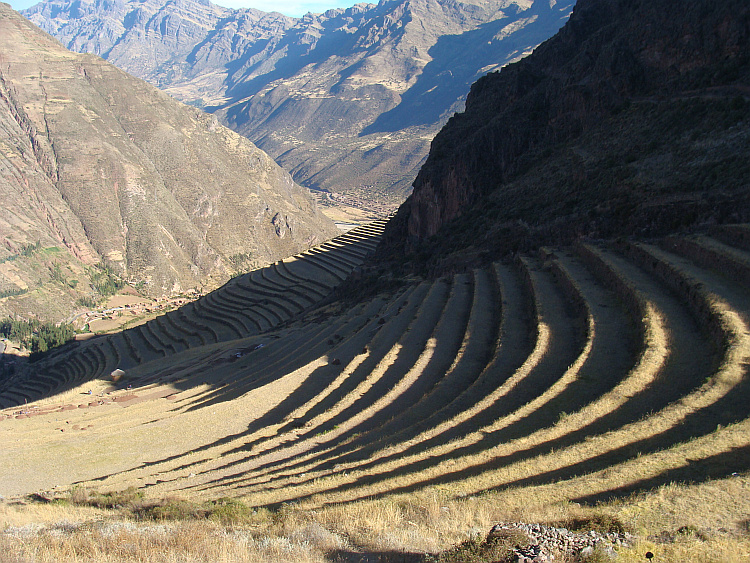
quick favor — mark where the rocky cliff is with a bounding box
[23,0,576,198]
[0,2,336,320]
[396,0,750,256]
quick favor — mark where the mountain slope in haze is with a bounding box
[383,0,750,270]
[23,0,575,198]
[0,2,336,321]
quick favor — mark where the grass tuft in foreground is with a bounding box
[2,477,750,562]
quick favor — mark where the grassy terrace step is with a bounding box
[286,272,470,444]
[142,319,180,356]
[318,241,373,261]
[474,243,750,505]
[269,261,329,301]
[434,243,748,506]
[77,349,96,378]
[131,324,167,360]
[709,223,750,251]
[101,335,122,369]
[229,271,292,300]
[62,354,86,385]
[95,277,464,497]
[187,296,247,340]
[205,287,270,330]
[210,288,279,331]
[308,268,495,464]
[327,235,379,253]
[13,371,62,399]
[175,308,221,345]
[335,225,385,240]
[257,269,320,309]
[218,280,299,322]
[253,301,293,325]
[256,246,728,507]
[303,248,360,276]
[88,342,111,379]
[243,269,497,486]
[109,333,138,370]
[199,290,262,332]
[343,224,387,239]
[119,327,145,365]
[318,262,534,477]
[157,283,432,490]
[661,235,750,288]
[207,287,269,330]
[175,290,410,415]
[619,241,734,351]
[269,286,427,433]
[185,280,448,496]
[7,218,750,514]
[278,256,340,291]
[294,253,349,282]
[238,257,592,503]
[47,357,73,387]
[198,281,431,429]
[152,314,191,351]
[307,245,362,268]
[162,311,207,348]
[0,388,32,408]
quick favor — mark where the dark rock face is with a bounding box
[23,0,577,197]
[404,0,750,242]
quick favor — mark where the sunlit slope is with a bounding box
[2,224,748,505]
[0,220,387,409]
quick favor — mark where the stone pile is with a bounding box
[489,521,631,562]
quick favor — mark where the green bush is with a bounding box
[76,296,100,309]
[430,529,528,563]
[88,264,124,297]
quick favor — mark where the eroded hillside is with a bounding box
[0,2,336,320]
[1,1,749,561]
[396,0,750,251]
[24,0,576,197]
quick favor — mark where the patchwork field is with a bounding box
[1,222,750,560]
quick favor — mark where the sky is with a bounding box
[7,0,365,18]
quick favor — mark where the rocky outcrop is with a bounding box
[23,0,577,197]
[488,522,631,562]
[403,0,750,242]
[0,3,336,320]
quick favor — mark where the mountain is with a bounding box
[0,2,336,321]
[2,4,750,555]
[23,0,576,200]
[385,0,750,270]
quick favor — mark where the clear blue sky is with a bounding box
[7,0,365,18]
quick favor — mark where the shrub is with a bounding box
[88,264,125,297]
[430,529,529,563]
[76,295,100,308]
[552,513,632,536]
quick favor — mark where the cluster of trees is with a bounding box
[0,318,75,358]
[89,264,124,298]
[0,241,42,265]
[0,288,28,299]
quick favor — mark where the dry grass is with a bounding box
[3,232,750,561]
[3,475,750,562]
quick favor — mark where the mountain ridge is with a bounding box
[23,0,575,198]
[0,2,336,321]
[383,0,750,272]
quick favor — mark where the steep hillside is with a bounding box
[2,3,750,560]
[0,2,336,320]
[392,0,750,265]
[23,0,576,198]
